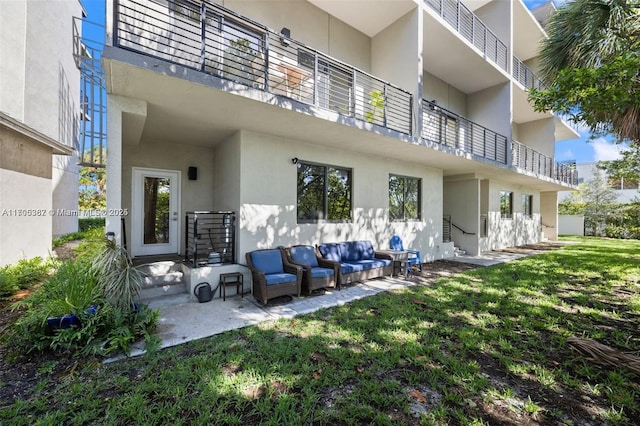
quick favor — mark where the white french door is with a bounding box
[131,168,181,256]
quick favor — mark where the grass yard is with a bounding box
[1,237,639,425]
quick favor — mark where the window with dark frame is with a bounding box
[500,190,513,219]
[523,194,533,218]
[297,162,352,223]
[389,174,421,221]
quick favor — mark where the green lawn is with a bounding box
[1,237,639,425]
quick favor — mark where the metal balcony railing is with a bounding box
[185,211,236,267]
[512,56,544,90]
[424,0,508,72]
[113,0,412,134]
[511,140,579,185]
[422,99,508,164]
[555,162,579,186]
[511,140,553,177]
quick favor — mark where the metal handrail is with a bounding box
[422,99,508,164]
[424,0,508,72]
[443,215,476,236]
[113,0,412,134]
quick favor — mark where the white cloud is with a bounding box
[592,138,622,161]
[562,149,574,158]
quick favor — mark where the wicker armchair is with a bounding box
[284,245,339,294]
[246,248,301,305]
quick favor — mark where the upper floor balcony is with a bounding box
[113,0,412,135]
[422,99,508,165]
[424,0,508,73]
[108,0,576,189]
[512,140,578,185]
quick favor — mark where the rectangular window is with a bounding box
[297,162,352,223]
[523,194,533,218]
[500,190,513,219]
[389,174,421,221]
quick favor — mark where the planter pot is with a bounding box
[47,314,80,330]
[46,305,98,331]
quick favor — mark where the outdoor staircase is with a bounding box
[137,260,187,303]
[453,246,467,257]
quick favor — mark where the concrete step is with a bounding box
[453,247,467,256]
[137,260,183,277]
[138,260,187,301]
[140,280,187,300]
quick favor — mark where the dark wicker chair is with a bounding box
[246,248,301,305]
[284,245,339,294]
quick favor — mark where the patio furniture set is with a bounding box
[245,237,422,305]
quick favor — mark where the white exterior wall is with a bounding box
[0,127,54,266]
[514,118,555,157]
[468,83,511,141]
[474,1,511,49]
[224,0,371,71]
[541,191,558,240]
[485,178,542,250]
[423,71,468,116]
[558,215,584,236]
[0,0,82,262]
[443,177,480,255]
[24,1,82,235]
[0,169,53,265]
[235,130,446,262]
[121,140,216,255]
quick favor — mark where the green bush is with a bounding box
[79,217,105,232]
[3,256,158,357]
[0,257,49,299]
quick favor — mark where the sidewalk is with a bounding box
[116,251,534,360]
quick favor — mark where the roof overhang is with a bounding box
[0,112,74,156]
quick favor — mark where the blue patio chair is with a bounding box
[389,235,422,275]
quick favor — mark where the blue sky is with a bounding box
[80,0,620,165]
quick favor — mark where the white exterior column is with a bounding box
[540,191,558,240]
[106,96,124,245]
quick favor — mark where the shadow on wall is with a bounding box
[58,63,79,151]
[240,204,441,256]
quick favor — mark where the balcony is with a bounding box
[424,0,508,72]
[113,0,412,135]
[512,56,543,90]
[511,140,579,185]
[421,99,508,164]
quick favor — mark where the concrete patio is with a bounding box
[114,249,543,361]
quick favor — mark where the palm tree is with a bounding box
[539,0,640,82]
[535,0,640,141]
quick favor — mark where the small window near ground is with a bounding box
[500,190,513,219]
[523,194,533,218]
[297,161,352,223]
[389,174,421,221]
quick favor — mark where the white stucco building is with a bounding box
[559,162,639,204]
[0,0,84,266]
[102,0,578,279]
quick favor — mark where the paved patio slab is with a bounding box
[111,250,542,361]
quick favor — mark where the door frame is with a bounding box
[131,167,181,257]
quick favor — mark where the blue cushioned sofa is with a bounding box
[315,241,393,286]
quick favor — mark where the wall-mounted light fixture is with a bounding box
[280,27,291,47]
[291,157,301,168]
